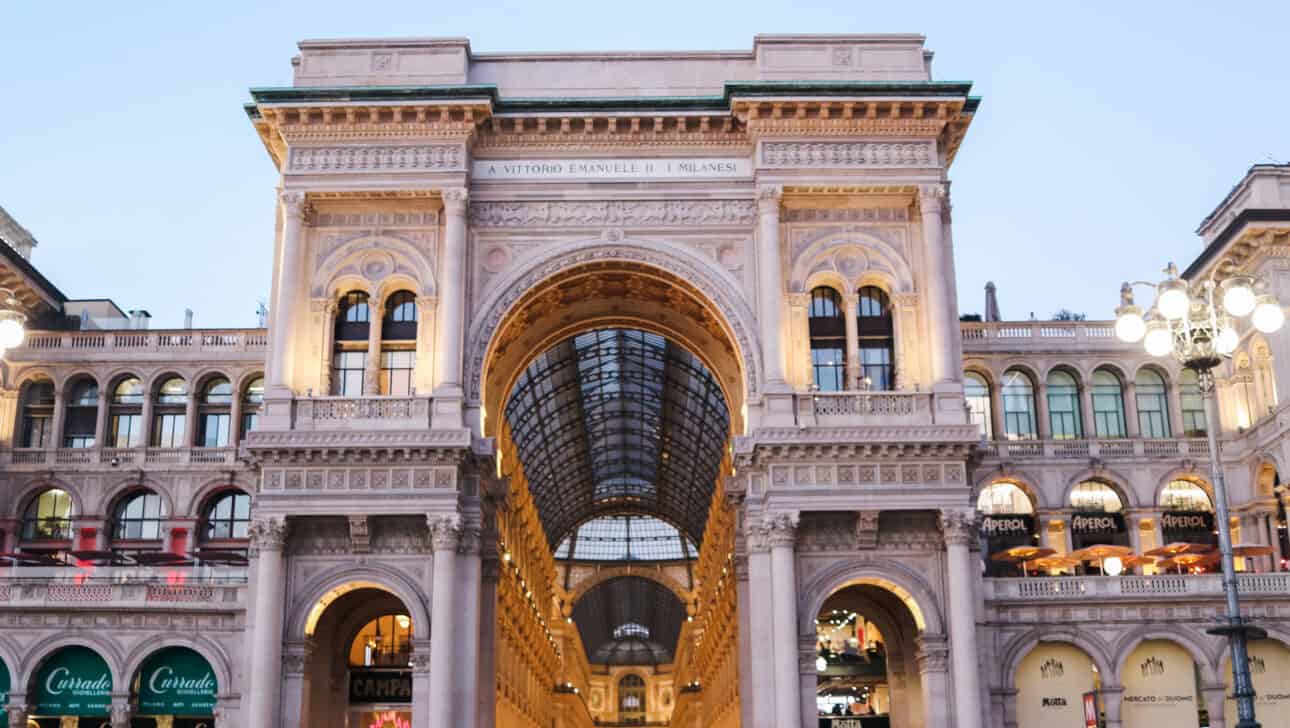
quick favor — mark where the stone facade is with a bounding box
[0,34,1287,728]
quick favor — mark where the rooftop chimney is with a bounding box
[984,281,1001,322]
[128,310,152,330]
[184,308,194,329]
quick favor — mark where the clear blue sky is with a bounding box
[2,1,1286,328]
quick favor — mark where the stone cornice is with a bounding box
[734,425,979,465]
[242,428,473,465]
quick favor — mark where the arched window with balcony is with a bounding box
[1178,369,1206,436]
[856,286,895,390]
[108,376,145,448]
[62,378,99,449]
[1159,479,1216,548]
[111,489,165,556]
[151,376,188,447]
[976,481,1038,576]
[201,489,251,544]
[1046,370,1083,440]
[808,287,846,391]
[964,372,993,439]
[240,376,264,439]
[1135,369,1171,438]
[380,290,417,396]
[1068,480,1128,553]
[1001,369,1038,440]
[333,290,370,396]
[20,488,73,546]
[1091,369,1126,438]
[618,673,647,723]
[197,378,233,448]
[19,379,54,448]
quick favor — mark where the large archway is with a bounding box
[481,257,747,728]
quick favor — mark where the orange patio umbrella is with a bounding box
[991,546,1056,577]
[1145,542,1214,559]
[1069,544,1134,574]
[1024,555,1080,575]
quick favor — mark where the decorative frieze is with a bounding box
[783,207,909,223]
[467,200,757,228]
[764,460,964,489]
[761,140,936,168]
[313,211,438,227]
[286,144,465,173]
[259,466,458,493]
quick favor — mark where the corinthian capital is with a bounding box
[938,508,976,547]
[249,516,289,554]
[756,184,783,215]
[428,514,462,551]
[764,510,800,547]
[279,189,307,220]
[441,188,469,217]
[917,183,948,215]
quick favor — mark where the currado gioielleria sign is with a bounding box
[33,646,112,716]
[135,647,218,716]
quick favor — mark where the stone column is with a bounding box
[428,515,461,728]
[182,389,198,447]
[843,292,861,389]
[988,381,1005,440]
[246,516,289,728]
[995,687,1019,728]
[49,386,65,448]
[1123,381,1141,437]
[786,293,811,389]
[109,692,132,727]
[415,295,438,395]
[316,299,337,394]
[1100,685,1123,728]
[1034,380,1051,440]
[916,635,951,728]
[477,559,500,728]
[364,298,385,395]
[892,293,917,390]
[92,386,108,447]
[455,526,483,728]
[411,638,433,728]
[798,636,819,728]
[1079,385,1095,438]
[5,695,26,728]
[229,387,244,445]
[270,190,307,391]
[917,184,957,384]
[744,523,777,728]
[1126,511,1145,566]
[940,509,984,728]
[1202,684,1227,728]
[756,185,787,387]
[433,189,469,393]
[767,512,800,728]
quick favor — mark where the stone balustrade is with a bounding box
[0,566,247,610]
[796,390,936,427]
[0,446,239,470]
[984,572,1290,602]
[977,437,1210,460]
[13,328,267,361]
[291,395,433,431]
[960,320,1136,352]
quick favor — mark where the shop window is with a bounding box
[349,614,414,668]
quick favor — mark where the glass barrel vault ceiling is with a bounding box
[572,576,687,666]
[554,514,698,561]
[504,328,730,548]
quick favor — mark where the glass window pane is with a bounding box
[1179,370,1206,436]
[1091,370,1126,438]
[1001,370,1037,440]
[1135,370,1171,438]
[157,377,188,405]
[964,372,993,439]
[1046,371,1083,440]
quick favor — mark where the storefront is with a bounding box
[129,647,217,727]
[1120,640,1201,728]
[1160,480,1218,548]
[347,614,413,728]
[1069,481,1129,555]
[1013,642,1100,728]
[30,646,112,727]
[977,482,1038,576]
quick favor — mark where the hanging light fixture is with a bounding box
[0,288,26,353]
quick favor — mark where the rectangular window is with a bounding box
[859,345,893,390]
[1092,390,1126,438]
[241,412,258,440]
[1136,391,1171,438]
[200,413,231,448]
[811,346,845,392]
[1047,394,1082,440]
[380,350,416,396]
[151,413,186,447]
[333,351,367,396]
[110,414,143,448]
[1180,393,1206,436]
[22,416,50,448]
[63,434,95,449]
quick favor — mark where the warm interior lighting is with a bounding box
[1102,556,1124,576]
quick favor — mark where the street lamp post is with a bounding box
[1115,264,1284,728]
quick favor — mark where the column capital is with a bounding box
[456,525,483,556]
[756,184,783,214]
[248,516,289,555]
[918,182,948,214]
[440,188,469,216]
[915,634,950,675]
[428,514,462,551]
[763,510,799,547]
[6,700,27,728]
[278,189,308,219]
[939,508,977,546]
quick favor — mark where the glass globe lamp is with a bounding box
[1252,296,1286,334]
[1215,325,1240,355]
[1156,279,1191,320]
[1220,276,1257,317]
[1143,322,1174,357]
[1114,305,1146,343]
[0,316,23,349]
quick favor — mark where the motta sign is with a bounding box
[471,157,752,181]
[350,670,413,704]
[1071,513,1120,534]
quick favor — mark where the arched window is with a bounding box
[241,376,264,438]
[1091,369,1126,438]
[857,286,895,390]
[1046,370,1083,440]
[333,291,371,396]
[618,674,647,722]
[1135,369,1171,438]
[1069,481,1124,513]
[1254,345,1278,416]
[348,613,413,668]
[976,482,1034,515]
[62,378,99,449]
[202,490,251,542]
[1159,480,1216,547]
[197,378,233,447]
[1179,369,1206,436]
[381,290,417,340]
[19,380,55,448]
[1001,369,1037,440]
[964,372,993,439]
[109,376,145,448]
[977,482,1037,575]
[112,490,165,542]
[1069,481,1128,552]
[1160,480,1213,512]
[21,488,73,542]
[808,287,846,391]
[151,377,188,447]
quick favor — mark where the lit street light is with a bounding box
[1115,264,1284,728]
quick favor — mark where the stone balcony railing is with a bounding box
[977,437,1210,460]
[0,566,247,610]
[0,446,239,470]
[10,328,267,361]
[796,391,936,427]
[984,572,1290,602]
[960,320,1138,352]
[290,395,433,431]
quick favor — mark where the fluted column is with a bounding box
[415,295,438,395]
[270,190,307,391]
[315,299,337,394]
[428,515,461,728]
[918,184,957,384]
[766,511,800,728]
[364,299,385,395]
[434,189,469,392]
[246,516,289,728]
[756,185,786,387]
[940,509,984,728]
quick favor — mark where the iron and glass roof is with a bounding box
[572,576,686,666]
[504,328,730,548]
[554,514,697,561]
